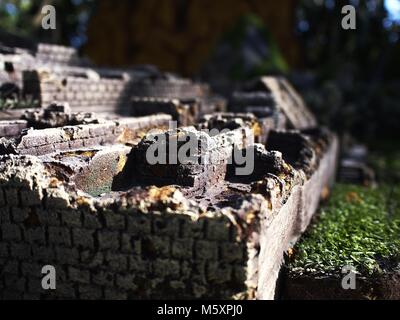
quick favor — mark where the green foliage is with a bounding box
[290,184,400,277]
[296,0,400,142]
[0,0,34,35]
[203,14,289,81]
[227,15,289,78]
[0,0,96,47]
[297,0,394,74]
[0,97,39,110]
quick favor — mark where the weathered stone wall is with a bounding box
[256,136,338,299]
[35,43,81,66]
[0,126,338,300]
[0,120,27,138]
[1,42,226,123]
[0,48,35,89]
[0,41,340,300]
[0,114,171,156]
[0,43,82,91]
[23,69,133,114]
[0,156,250,300]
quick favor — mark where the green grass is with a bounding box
[290,184,400,277]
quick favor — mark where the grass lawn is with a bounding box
[289,184,400,277]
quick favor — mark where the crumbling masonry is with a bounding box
[0,43,338,299]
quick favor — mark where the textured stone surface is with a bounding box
[0,124,337,300]
[231,77,316,130]
[0,42,338,300]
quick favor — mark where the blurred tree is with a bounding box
[202,15,289,80]
[1,0,399,142]
[84,0,300,75]
[295,0,400,142]
[0,0,96,49]
[297,0,391,76]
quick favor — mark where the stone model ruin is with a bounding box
[0,42,338,300]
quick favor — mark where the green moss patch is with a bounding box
[290,184,400,277]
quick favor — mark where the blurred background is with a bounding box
[1,0,399,181]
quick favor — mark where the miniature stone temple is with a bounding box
[0,42,338,299]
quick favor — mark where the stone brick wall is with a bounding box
[0,156,251,300]
[0,114,171,156]
[1,43,82,93]
[23,69,133,114]
[0,41,340,301]
[0,120,27,138]
[35,44,81,66]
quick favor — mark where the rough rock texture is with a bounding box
[0,118,337,300]
[40,145,132,197]
[131,97,199,126]
[126,125,254,193]
[23,66,225,117]
[0,42,338,300]
[0,120,27,138]
[23,69,134,114]
[0,43,85,99]
[0,155,255,299]
[0,112,171,156]
[257,136,338,298]
[2,42,224,120]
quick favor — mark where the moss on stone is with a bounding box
[290,184,400,277]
